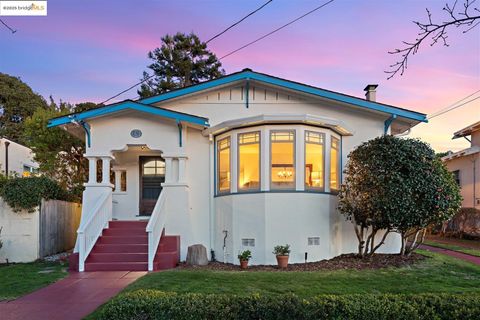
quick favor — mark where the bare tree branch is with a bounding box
[386,0,480,79]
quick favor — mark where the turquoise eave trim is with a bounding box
[140,70,427,123]
[47,100,210,128]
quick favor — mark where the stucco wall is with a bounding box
[82,83,402,264]
[0,198,40,263]
[215,193,401,265]
[444,154,480,208]
[0,138,39,176]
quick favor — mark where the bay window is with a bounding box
[217,137,231,193]
[305,131,324,189]
[330,136,340,191]
[238,132,260,191]
[270,130,295,189]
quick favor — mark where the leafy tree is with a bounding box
[138,32,225,98]
[0,73,47,143]
[338,135,462,257]
[22,99,96,198]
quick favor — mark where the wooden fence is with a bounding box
[39,200,82,257]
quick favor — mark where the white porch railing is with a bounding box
[77,192,112,272]
[146,191,168,271]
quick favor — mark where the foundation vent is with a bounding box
[242,238,255,247]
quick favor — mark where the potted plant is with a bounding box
[238,250,252,269]
[273,244,290,268]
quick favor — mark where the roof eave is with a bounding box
[140,70,427,124]
[47,100,210,128]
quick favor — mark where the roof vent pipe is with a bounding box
[364,84,378,102]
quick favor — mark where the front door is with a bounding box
[139,156,165,216]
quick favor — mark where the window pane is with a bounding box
[271,131,295,189]
[305,132,324,189]
[143,167,156,175]
[144,160,156,168]
[330,137,340,190]
[238,132,260,190]
[121,171,127,192]
[217,137,230,192]
[239,132,259,144]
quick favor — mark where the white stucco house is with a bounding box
[0,137,39,177]
[442,121,480,208]
[48,69,427,272]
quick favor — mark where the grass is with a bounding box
[424,240,480,257]
[0,260,68,300]
[86,251,480,319]
[122,250,480,296]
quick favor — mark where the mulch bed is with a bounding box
[177,253,425,272]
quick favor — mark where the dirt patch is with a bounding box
[177,253,425,272]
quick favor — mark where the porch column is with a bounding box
[178,157,187,184]
[101,156,112,184]
[114,170,122,191]
[87,156,97,184]
[164,157,173,183]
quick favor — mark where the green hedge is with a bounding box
[97,290,480,320]
[1,176,71,212]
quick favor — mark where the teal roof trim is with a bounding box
[140,69,427,123]
[47,100,209,128]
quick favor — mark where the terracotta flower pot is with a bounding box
[276,255,289,268]
[240,259,249,269]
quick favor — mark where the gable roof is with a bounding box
[453,120,480,139]
[48,69,427,130]
[48,100,209,128]
[140,69,427,123]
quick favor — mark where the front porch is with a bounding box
[70,146,189,272]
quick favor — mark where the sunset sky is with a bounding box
[1,0,478,152]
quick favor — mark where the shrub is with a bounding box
[238,250,252,261]
[273,244,290,256]
[97,290,480,320]
[1,176,71,212]
[338,135,462,256]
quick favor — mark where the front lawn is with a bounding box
[88,251,480,319]
[424,239,480,257]
[0,260,68,300]
[124,250,480,296]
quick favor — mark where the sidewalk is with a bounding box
[0,271,146,320]
[419,244,480,266]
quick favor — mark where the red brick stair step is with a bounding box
[80,220,180,272]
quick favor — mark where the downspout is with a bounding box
[4,141,10,175]
[473,154,477,208]
[79,121,91,148]
[384,114,397,135]
[208,134,215,258]
[245,79,250,108]
[177,121,183,147]
[71,117,91,148]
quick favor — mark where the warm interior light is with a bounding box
[305,137,324,188]
[238,133,260,190]
[271,133,295,188]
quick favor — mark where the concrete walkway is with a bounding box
[419,244,480,266]
[0,271,146,320]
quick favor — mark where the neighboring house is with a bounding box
[0,137,39,177]
[442,121,480,208]
[48,69,427,272]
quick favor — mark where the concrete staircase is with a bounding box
[70,221,180,272]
